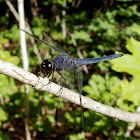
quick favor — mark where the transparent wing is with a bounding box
[75,67,85,130]
[43,31,68,55]
[54,71,66,124]
[21,29,68,55]
[55,69,74,124]
[62,68,75,90]
[43,31,67,55]
[61,68,85,130]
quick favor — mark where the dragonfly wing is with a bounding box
[56,67,85,130]
[62,67,85,130]
[55,68,74,126]
[74,54,123,66]
[21,29,68,55]
[74,67,85,130]
[43,31,68,55]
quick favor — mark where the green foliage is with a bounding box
[74,30,92,43]
[0,0,140,139]
[83,73,122,105]
[0,75,17,97]
[0,25,19,42]
[0,134,10,140]
[0,49,20,65]
[111,37,140,106]
[65,111,83,127]
[0,108,7,127]
[0,38,20,97]
[69,131,85,140]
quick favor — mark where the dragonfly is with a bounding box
[21,29,123,130]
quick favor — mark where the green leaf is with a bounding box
[0,75,17,97]
[74,30,92,43]
[111,37,140,106]
[0,109,7,122]
[0,109,8,128]
[0,50,20,65]
[132,24,140,35]
[0,134,10,140]
[0,25,19,42]
[69,132,85,140]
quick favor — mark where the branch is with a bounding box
[5,0,19,21]
[17,0,31,139]
[62,0,67,38]
[0,59,140,123]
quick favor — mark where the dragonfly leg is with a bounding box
[57,71,66,84]
[37,71,54,90]
[54,71,67,96]
[48,70,55,84]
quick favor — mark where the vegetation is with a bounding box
[0,0,140,139]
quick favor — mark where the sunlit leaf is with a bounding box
[111,37,140,105]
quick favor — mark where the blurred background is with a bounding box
[0,0,140,139]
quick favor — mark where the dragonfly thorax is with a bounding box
[53,54,76,71]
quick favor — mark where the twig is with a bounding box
[0,95,4,105]
[72,0,82,8]
[0,59,140,123]
[125,106,140,137]
[76,0,82,8]
[5,0,19,21]
[125,123,136,137]
[17,0,31,139]
[24,26,42,62]
[62,0,67,38]
[18,0,28,70]
[30,0,39,16]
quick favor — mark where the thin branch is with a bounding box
[0,59,140,123]
[76,0,82,8]
[0,94,4,105]
[62,0,67,38]
[24,26,42,62]
[30,0,39,16]
[17,0,31,139]
[18,0,28,70]
[125,123,136,137]
[5,0,19,21]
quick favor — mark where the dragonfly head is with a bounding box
[41,59,53,77]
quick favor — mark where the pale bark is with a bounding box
[17,0,31,139]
